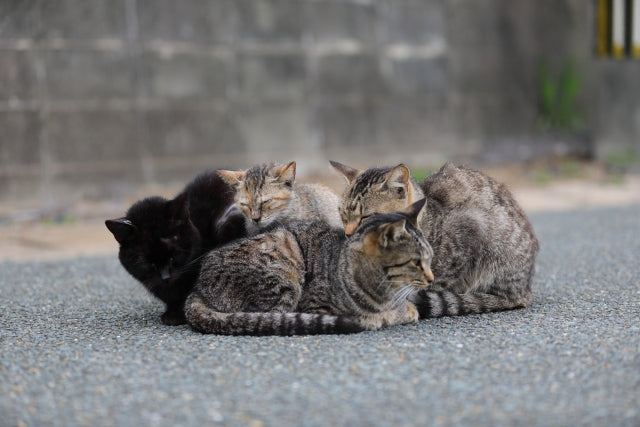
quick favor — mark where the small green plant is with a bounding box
[558,158,583,179]
[532,169,552,185]
[411,168,436,182]
[538,61,583,133]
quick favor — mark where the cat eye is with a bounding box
[361,213,376,221]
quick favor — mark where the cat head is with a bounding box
[347,198,434,295]
[331,161,421,235]
[105,193,202,287]
[218,162,296,233]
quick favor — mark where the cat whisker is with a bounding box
[389,283,415,308]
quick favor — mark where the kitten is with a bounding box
[217,161,342,234]
[330,161,539,317]
[105,171,246,325]
[184,199,434,335]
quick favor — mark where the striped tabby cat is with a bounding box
[184,199,434,335]
[217,161,342,234]
[330,161,539,318]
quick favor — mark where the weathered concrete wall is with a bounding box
[0,0,637,203]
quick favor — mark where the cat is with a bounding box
[330,161,539,318]
[105,170,246,325]
[217,161,342,234]
[184,199,435,335]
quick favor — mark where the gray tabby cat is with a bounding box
[330,161,539,318]
[184,199,434,335]
[217,161,342,234]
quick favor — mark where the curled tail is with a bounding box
[411,289,531,318]
[185,294,363,336]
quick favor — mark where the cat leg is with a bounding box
[355,314,384,331]
[379,301,420,327]
[356,302,419,330]
[161,302,187,326]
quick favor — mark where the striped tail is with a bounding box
[411,289,531,318]
[185,294,364,336]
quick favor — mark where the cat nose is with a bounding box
[251,210,262,221]
[344,221,359,236]
[425,268,434,284]
[160,265,171,281]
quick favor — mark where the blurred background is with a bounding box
[1,0,639,259]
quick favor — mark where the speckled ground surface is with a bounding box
[1,204,639,426]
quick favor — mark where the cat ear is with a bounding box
[330,161,359,184]
[217,169,245,188]
[105,218,137,244]
[384,164,410,198]
[274,161,296,186]
[170,192,190,221]
[399,197,426,228]
[377,219,407,248]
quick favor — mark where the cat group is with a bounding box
[106,160,538,335]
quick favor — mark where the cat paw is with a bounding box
[405,303,419,323]
[161,310,186,326]
[357,315,383,331]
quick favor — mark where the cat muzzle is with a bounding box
[251,210,262,222]
[160,265,171,281]
[425,269,434,284]
[344,221,359,236]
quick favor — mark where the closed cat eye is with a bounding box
[361,213,377,222]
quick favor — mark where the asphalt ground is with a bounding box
[1,204,639,427]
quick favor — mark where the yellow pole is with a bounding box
[597,0,609,57]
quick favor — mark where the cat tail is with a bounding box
[185,294,364,336]
[411,289,531,318]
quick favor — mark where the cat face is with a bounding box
[105,195,201,288]
[350,198,434,294]
[218,162,296,232]
[331,161,416,235]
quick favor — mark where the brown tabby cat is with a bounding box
[217,161,342,234]
[184,199,435,335]
[330,161,539,318]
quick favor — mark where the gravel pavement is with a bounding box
[1,204,639,426]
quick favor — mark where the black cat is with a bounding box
[106,171,246,325]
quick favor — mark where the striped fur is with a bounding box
[331,161,539,318]
[187,293,363,336]
[184,199,434,335]
[218,162,342,235]
[412,290,531,318]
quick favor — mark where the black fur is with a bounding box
[106,170,246,325]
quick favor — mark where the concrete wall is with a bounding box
[0,0,638,203]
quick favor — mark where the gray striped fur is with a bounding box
[184,200,434,335]
[331,161,539,318]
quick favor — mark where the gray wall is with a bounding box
[0,0,638,203]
